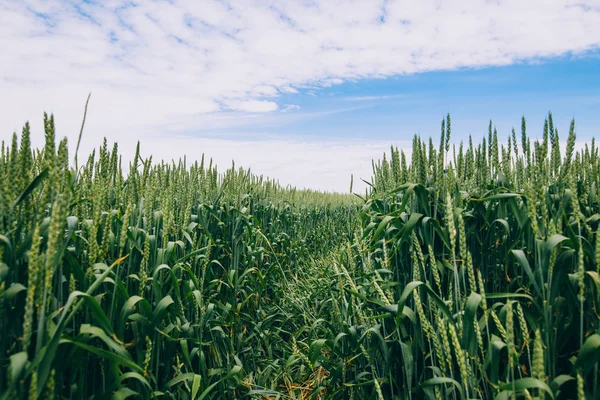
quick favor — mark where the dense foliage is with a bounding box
[1,112,600,399]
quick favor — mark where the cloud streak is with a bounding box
[343,94,405,101]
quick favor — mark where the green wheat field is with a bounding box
[1,112,600,399]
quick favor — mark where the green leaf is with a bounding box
[397,281,453,321]
[191,374,202,399]
[308,339,327,366]
[380,304,416,324]
[498,378,554,399]
[575,334,600,372]
[476,193,521,201]
[374,216,394,240]
[462,292,482,353]
[119,372,151,390]
[8,352,28,386]
[541,234,568,276]
[421,377,464,398]
[12,168,48,209]
[486,293,534,301]
[197,381,221,400]
[511,250,541,297]
[585,271,600,293]
[113,387,139,400]
[3,283,26,301]
[166,372,195,388]
[118,295,152,339]
[151,295,174,326]
[224,365,242,380]
[73,295,115,336]
[0,235,12,260]
[78,324,130,359]
[62,338,142,372]
[550,375,574,393]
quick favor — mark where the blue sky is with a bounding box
[256,54,600,142]
[1,1,600,191]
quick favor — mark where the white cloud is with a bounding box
[281,104,301,112]
[344,94,404,101]
[225,99,279,113]
[0,0,599,190]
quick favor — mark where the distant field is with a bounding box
[1,112,599,399]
